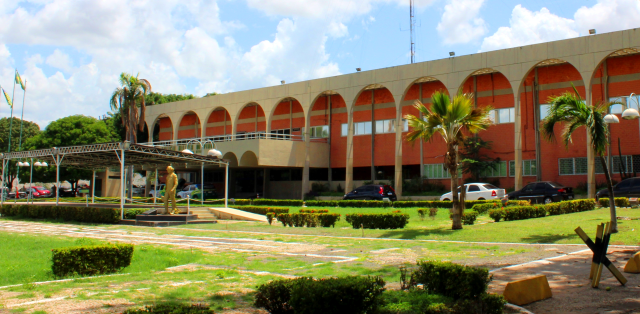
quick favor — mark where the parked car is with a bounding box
[25,186,52,198]
[191,184,218,200]
[58,187,76,197]
[177,184,199,199]
[7,190,27,199]
[595,177,640,202]
[131,185,144,196]
[440,183,505,201]
[507,181,574,204]
[149,184,166,198]
[343,184,397,201]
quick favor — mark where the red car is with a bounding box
[26,186,53,198]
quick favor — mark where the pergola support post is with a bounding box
[1,157,6,206]
[29,158,33,204]
[201,163,204,205]
[225,162,229,208]
[91,170,95,204]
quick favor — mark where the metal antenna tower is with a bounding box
[410,0,415,63]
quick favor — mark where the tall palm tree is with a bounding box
[542,87,620,233]
[110,73,152,144]
[405,91,493,229]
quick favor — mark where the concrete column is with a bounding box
[586,84,596,198]
[263,168,270,198]
[301,119,311,199]
[514,93,523,190]
[394,103,403,197]
[345,108,355,193]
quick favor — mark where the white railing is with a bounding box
[138,132,328,153]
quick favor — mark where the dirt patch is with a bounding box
[488,248,640,314]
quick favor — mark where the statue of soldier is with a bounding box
[163,165,179,214]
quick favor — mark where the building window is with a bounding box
[489,108,515,124]
[424,164,450,179]
[539,104,551,121]
[310,125,329,138]
[480,161,507,177]
[509,160,537,177]
[341,122,373,136]
[375,119,395,134]
[609,96,640,113]
[341,124,348,136]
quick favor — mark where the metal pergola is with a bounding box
[0,142,229,219]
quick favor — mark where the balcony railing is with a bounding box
[138,132,328,153]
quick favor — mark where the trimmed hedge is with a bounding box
[338,200,391,208]
[125,208,147,219]
[412,260,490,300]
[52,243,134,277]
[471,200,530,214]
[123,303,214,314]
[449,211,479,225]
[393,200,493,209]
[275,213,341,228]
[546,199,596,215]
[305,200,338,207]
[299,209,329,213]
[254,276,386,314]
[252,199,304,206]
[1,204,120,224]
[210,199,251,206]
[598,197,630,208]
[235,206,289,215]
[345,213,409,229]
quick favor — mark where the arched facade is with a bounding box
[177,111,201,140]
[239,151,259,167]
[141,28,640,199]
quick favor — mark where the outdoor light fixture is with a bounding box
[22,161,29,167]
[589,29,596,35]
[281,80,285,85]
[356,68,361,72]
[449,52,455,57]
[182,149,194,154]
[207,149,222,158]
[622,93,640,119]
[34,161,42,167]
[604,113,620,123]
[17,162,24,167]
[41,162,48,167]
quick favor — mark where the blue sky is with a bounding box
[1,0,639,128]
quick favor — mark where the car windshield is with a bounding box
[548,182,565,188]
[35,187,46,191]
[483,184,499,190]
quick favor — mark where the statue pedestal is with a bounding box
[135,214,198,222]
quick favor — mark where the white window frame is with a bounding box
[310,125,329,138]
[481,161,507,177]
[509,160,537,177]
[424,164,451,179]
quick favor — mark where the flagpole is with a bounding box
[15,80,26,197]
[8,70,16,153]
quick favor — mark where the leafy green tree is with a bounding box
[0,117,41,191]
[405,91,493,230]
[110,73,151,144]
[542,87,620,232]
[25,115,119,194]
[460,137,501,183]
[146,92,196,105]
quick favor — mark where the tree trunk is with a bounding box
[448,144,462,230]
[599,154,618,233]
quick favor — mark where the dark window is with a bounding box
[523,184,535,191]
[534,183,548,191]
[468,185,480,192]
[363,186,375,192]
[291,169,302,181]
[309,168,329,181]
[616,179,632,189]
[483,184,499,190]
[548,182,565,188]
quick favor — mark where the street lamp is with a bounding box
[604,113,620,124]
[622,93,640,120]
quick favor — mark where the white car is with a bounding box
[177,184,199,199]
[440,183,505,201]
[149,184,165,198]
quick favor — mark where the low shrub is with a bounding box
[338,200,391,208]
[266,213,275,225]
[411,260,491,300]
[125,208,147,219]
[451,293,506,314]
[488,208,504,222]
[209,199,251,206]
[393,200,493,209]
[299,209,329,213]
[598,197,630,208]
[275,213,340,228]
[471,200,530,215]
[417,208,427,220]
[374,289,453,314]
[503,206,546,221]
[449,211,479,225]
[305,200,338,207]
[252,199,304,206]
[254,276,386,314]
[0,204,120,224]
[345,213,409,229]
[235,206,289,215]
[546,199,596,215]
[52,243,134,277]
[123,303,214,314]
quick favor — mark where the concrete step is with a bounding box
[209,207,268,222]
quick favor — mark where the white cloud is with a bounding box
[480,0,640,52]
[437,0,487,45]
[480,5,577,52]
[45,49,73,73]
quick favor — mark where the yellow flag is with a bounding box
[15,70,25,91]
[2,88,12,108]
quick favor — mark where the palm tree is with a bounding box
[405,91,493,229]
[110,73,152,144]
[542,87,620,233]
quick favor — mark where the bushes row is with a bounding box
[52,243,134,277]
[345,213,409,229]
[123,303,214,313]
[449,211,479,225]
[254,276,386,314]
[1,204,120,224]
[471,200,530,214]
[299,209,329,213]
[547,199,596,215]
[252,199,304,206]
[304,199,501,209]
[274,213,341,228]
[488,199,596,222]
[235,206,289,215]
[598,197,630,208]
[393,200,493,209]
